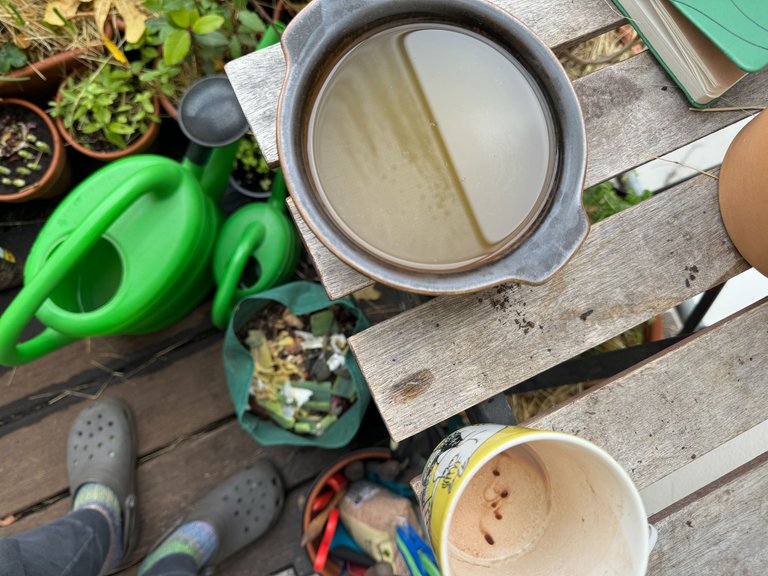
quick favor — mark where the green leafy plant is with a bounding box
[0,43,28,74]
[49,64,160,150]
[583,180,652,224]
[233,133,274,191]
[141,0,267,101]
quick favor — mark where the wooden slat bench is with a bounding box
[226,0,768,572]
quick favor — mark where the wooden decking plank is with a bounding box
[0,303,214,406]
[524,298,768,491]
[350,173,749,441]
[273,58,766,300]
[226,0,623,166]
[0,337,234,517]
[1,421,343,576]
[286,199,371,300]
[648,453,768,575]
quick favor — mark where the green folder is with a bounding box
[669,0,768,72]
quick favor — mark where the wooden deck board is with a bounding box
[0,303,214,407]
[648,453,768,575]
[1,420,339,576]
[351,173,749,440]
[0,336,234,517]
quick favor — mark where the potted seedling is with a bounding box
[50,63,161,161]
[0,97,68,202]
[229,133,278,199]
[142,0,279,119]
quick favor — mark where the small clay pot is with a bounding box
[159,92,179,121]
[53,77,161,162]
[302,448,391,576]
[0,51,85,98]
[0,98,70,203]
[719,110,768,276]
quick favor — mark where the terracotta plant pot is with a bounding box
[0,51,85,98]
[719,110,768,276]
[159,93,179,121]
[302,448,391,576]
[54,78,161,162]
[0,98,70,203]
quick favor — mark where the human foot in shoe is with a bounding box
[139,462,284,574]
[68,398,138,573]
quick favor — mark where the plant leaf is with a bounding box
[237,10,264,34]
[163,28,191,65]
[43,0,80,25]
[108,122,135,135]
[169,8,191,28]
[191,14,224,35]
[194,30,227,48]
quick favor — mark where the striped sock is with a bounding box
[73,483,123,569]
[139,521,218,575]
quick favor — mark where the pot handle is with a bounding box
[0,164,184,366]
[211,222,267,329]
[280,0,368,66]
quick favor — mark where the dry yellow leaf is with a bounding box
[44,0,148,44]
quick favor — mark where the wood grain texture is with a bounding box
[0,337,234,517]
[286,198,371,300]
[225,0,623,166]
[285,58,767,300]
[0,303,212,406]
[648,454,768,575]
[2,421,341,576]
[525,297,768,491]
[350,173,749,441]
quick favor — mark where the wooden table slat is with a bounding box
[350,172,750,440]
[649,453,768,575]
[226,0,624,166]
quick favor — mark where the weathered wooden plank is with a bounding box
[277,57,766,300]
[226,0,623,166]
[525,297,768,491]
[350,173,749,441]
[648,453,768,575]
[1,420,342,576]
[0,337,234,517]
[0,303,213,406]
[286,198,370,300]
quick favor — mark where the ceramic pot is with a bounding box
[273,0,588,295]
[0,98,70,203]
[719,110,768,276]
[0,51,84,98]
[54,76,161,162]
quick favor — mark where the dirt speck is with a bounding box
[579,310,594,321]
[484,533,495,545]
[392,370,434,401]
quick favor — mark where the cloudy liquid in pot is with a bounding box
[307,23,556,271]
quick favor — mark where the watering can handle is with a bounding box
[211,222,267,329]
[0,165,184,366]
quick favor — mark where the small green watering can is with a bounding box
[211,170,301,328]
[0,75,249,366]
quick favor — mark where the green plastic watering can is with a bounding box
[0,76,247,366]
[211,170,301,328]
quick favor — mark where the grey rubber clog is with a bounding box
[67,398,138,572]
[163,461,285,571]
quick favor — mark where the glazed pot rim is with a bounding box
[277,0,589,295]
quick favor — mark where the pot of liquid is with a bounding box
[235,0,589,294]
